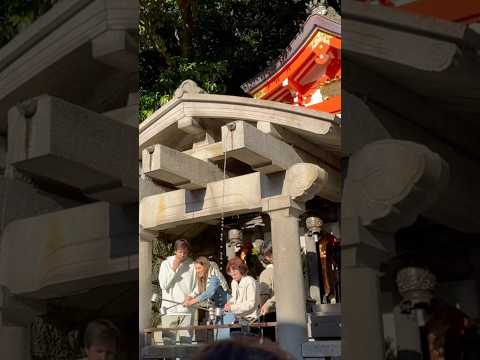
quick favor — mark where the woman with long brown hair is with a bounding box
[183,256,229,308]
[183,256,232,340]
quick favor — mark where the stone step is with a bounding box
[302,340,341,358]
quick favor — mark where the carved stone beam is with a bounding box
[282,162,337,203]
[343,139,449,234]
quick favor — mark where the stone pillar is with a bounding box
[139,230,153,351]
[0,286,35,360]
[265,196,307,360]
[343,264,385,360]
[341,140,449,360]
[0,325,30,360]
[341,220,396,360]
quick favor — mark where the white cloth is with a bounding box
[228,275,260,321]
[157,314,193,345]
[158,256,196,315]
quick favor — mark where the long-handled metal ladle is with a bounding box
[159,298,210,316]
[159,303,178,316]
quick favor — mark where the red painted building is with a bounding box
[242,12,341,114]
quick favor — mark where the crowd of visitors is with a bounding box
[157,238,276,344]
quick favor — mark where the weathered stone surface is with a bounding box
[220,121,340,201]
[142,144,225,190]
[140,161,340,231]
[139,93,340,154]
[344,73,480,233]
[8,95,137,203]
[282,162,338,202]
[0,0,138,129]
[174,80,206,98]
[343,1,480,113]
[92,30,137,71]
[139,238,152,349]
[178,116,205,136]
[341,91,390,156]
[0,177,62,232]
[222,120,303,173]
[342,139,449,233]
[103,92,138,127]
[0,325,30,360]
[302,340,341,357]
[257,121,340,169]
[342,265,385,360]
[183,142,224,162]
[140,172,263,230]
[265,196,306,360]
[0,202,137,298]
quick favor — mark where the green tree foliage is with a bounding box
[0,1,58,48]
[139,0,319,122]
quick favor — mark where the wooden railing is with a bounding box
[144,322,277,346]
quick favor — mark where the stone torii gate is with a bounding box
[139,81,341,359]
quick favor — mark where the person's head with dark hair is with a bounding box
[84,319,119,360]
[174,238,191,263]
[193,337,292,360]
[226,256,249,282]
[175,238,190,252]
[236,242,253,263]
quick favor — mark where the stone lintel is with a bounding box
[222,122,340,201]
[142,144,225,190]
[222,120,302,174]
[0,0,137,131]
[8,95,137,204]
[140,93,339,155]
[140,172,263,231]
[0,202,137,298]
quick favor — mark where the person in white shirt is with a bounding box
[224,257,260,323]
[158,238,196,345]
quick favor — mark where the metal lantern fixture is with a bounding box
[396,266,436,312]
[306,216,323,242]
[226,228,243,258]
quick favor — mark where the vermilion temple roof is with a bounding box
[241,10,341,97]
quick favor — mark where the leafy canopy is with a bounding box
[0,1,58,48]
[139,0,318,122]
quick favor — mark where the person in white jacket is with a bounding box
[224,257,260,323]
[158,239,196,345]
